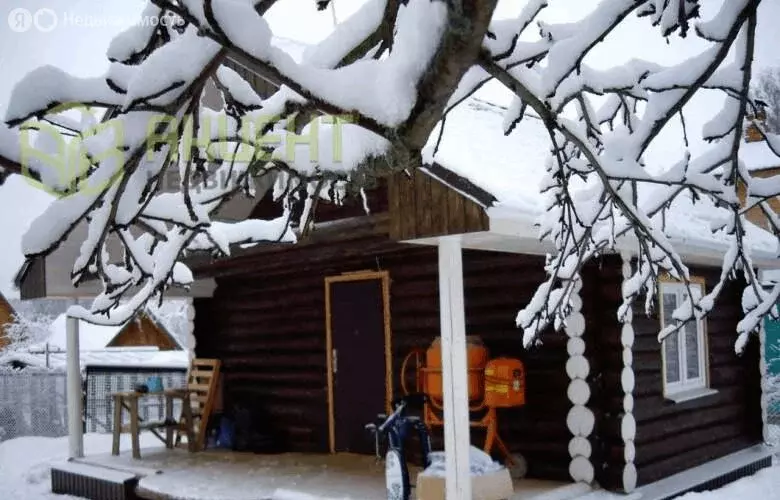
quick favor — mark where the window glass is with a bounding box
[663,291,680,384]
[660,281,707,396]
[684,321,700,379]
[665,330,680,383]
[662,292,676,326]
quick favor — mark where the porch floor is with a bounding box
[73,447,591,500]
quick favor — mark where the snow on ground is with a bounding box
[0,433,160,499]
[672,464,780,499]
[1,433,779,500]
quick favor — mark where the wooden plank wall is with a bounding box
[387,170,489,241]
[105,315,181,350]
[736,167,780,231]
[17,257,46,300]
[248,179,388,226]
[195,240,575,480]
[590,261,762,488]
[0,295,15,349]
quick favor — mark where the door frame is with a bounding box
[324,270,393,453]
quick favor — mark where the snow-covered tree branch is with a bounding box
[0,0,777,351]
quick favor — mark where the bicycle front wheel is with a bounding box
[385,448,409,500]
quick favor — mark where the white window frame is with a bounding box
[659,280,710,398]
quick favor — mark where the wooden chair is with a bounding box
[175,358,221,451]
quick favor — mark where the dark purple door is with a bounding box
[330,278,387,454]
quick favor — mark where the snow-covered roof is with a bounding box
[0,307,189,370]
[1,347,189,370]
[741,139,780,173]
[424,96,778,258]
[43,313,120,351]
[37,309,184,352]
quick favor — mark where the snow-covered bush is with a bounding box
[2,313,53,353]
[751,66,780,134]
[0,0,776,351]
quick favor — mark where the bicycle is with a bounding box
[365,393,433,500]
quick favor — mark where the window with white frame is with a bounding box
[659,280,709,396]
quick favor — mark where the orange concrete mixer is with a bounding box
[401,336,526,466]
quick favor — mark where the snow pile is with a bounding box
[420,446,504,477]
[0,433,161,500]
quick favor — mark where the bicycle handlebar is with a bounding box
[366,393,431,435]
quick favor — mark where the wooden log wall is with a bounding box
[584,255,632,490]
[589,262,762,488]
[194,234,575,480]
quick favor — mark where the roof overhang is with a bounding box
[401,205,779,270]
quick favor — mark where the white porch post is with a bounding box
[438,238,472,500]
[66,311,83,458]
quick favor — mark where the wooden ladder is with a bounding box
[176,358,221,451]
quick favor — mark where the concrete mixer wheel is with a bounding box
[507,453,528,480]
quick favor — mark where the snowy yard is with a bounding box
[0,433,160,499]
[673,465,780,499]
[0,434,778,500]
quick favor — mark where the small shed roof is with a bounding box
[40,309,184,352]
[1,347,189,371]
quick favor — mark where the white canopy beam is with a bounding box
[438,237,472,500]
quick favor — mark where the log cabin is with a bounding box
[182,79,778,495]
[9,44,779,497]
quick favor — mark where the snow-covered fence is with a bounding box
[0,367,68,442]
[84,366,187,433]
[0,364,188,442]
